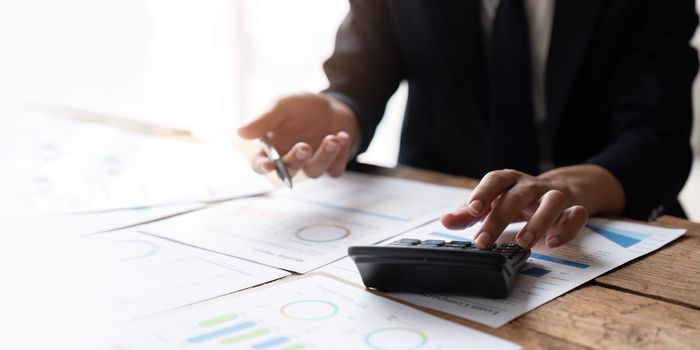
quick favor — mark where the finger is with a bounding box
[515,190,567,248]
[238,110,284,139]
[303,135,340,178]
[280,142,312,177]
[251,151,275,174]
[545,205,588,248]
[474,182,541,248]
[513,199,540,222]
[443,195,504,233]
[467,170,522,217]
[327,131,352,177]
[442,195,499,230]
[441,204,490,230]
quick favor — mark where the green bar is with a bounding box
[198,314,239,328]
[278,344,305,350]
[220,328,272,345]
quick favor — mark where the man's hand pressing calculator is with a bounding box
[348,238,531,298]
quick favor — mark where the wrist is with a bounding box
[537,164,625,216]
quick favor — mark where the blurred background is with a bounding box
[0,0,697,219]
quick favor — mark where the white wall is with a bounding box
[0,0,348,141]
[681,24,700,221]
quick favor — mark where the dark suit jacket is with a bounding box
[323,0,698,220]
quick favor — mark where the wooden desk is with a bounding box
[40,108,700,349]
[351,163,700,350]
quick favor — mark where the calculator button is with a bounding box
[396,238,421,245]
[444,243,467,248]
[494,247,518,253]
[390,242,419,247]
[420,240,445,247]
[500,243,521,248]
[449,240,472,247]
[498,247,520,252]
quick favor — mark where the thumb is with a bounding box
[238,112,280,139]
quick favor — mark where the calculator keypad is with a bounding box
[389,239,523,259]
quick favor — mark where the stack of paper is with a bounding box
[0,111,273,214]
[4,111,687,349]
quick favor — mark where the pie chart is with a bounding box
[294,224,351,242]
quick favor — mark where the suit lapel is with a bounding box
[547,0,604,133]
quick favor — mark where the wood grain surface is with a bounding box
[594,218,700,310]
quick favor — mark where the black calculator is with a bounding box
[348,238,530,298]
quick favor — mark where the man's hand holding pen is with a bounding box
[238,93,360,182]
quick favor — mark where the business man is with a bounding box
[239,0,698,249]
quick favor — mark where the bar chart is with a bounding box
[186,314,303,349]
[111,275,518,349]
[585,223,651,248]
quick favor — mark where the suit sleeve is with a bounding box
[587,0,698,219]
[322,0,403,154]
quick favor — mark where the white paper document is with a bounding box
[142,172,471,273]
[275,172,471,223]
[0,112,273,214]
[319,218,686,328]
[1,203,203,243]
[63,229,290,323]
[108,274,520,350]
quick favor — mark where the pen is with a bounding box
[259,136,293,188]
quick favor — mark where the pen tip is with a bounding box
[284,178,293,189]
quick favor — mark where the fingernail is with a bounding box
[325,141,338,152]
[296,149,309,160]
[547,236,560,248]
[518,231,533,248]
[475,232,491,249]
[450,203,466,214]
[468,200,483,215]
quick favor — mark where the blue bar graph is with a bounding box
[529,253,590,269]
[252,337,291,349]
[521,266,551,278]
[586,224,651,248]
[187,321,256,343]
